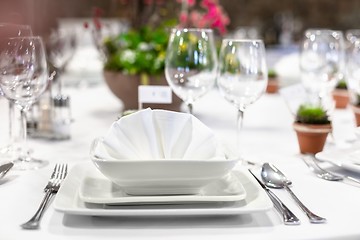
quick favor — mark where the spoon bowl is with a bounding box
[261,163,292,188]
[261,162,327,224]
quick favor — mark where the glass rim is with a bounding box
[6,36,43,40]
[0,22,32,29]
[171,28,213,33]
[222,38,264,43]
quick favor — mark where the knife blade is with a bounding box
[248,169,300,225]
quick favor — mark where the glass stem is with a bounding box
[187,103,193,115]
[58,68,63,96]
[236,108,245,160]
[8,101,14,145]
[18,108,29,162]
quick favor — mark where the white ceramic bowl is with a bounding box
[90,138,239,196]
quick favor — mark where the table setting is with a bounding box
[2,21,360,240]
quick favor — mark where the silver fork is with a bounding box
[21,164,68,230]
[301,155,360,185]
[301,155,343,181]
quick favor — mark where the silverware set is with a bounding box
[261,163,326,224]
[21,163,68,230]
[249,161,327,225]
[248,170,300,225]
[249,155,360,225]
[301,154,360,186]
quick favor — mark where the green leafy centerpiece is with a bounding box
[103,22,184,111]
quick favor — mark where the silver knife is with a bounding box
[248,169,300,225]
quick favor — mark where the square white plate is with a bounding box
[316,145,360,173]
[79,166,247,205]
[54,162,273,216]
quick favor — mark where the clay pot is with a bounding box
[103,71,182,111]
[266,77,279,94]
[351,105,360,127]
[293,122,332,154]
[332,89,349,109]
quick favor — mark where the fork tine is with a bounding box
[63,164,68,179]
[59,164,67,180]
[50,164,59,180]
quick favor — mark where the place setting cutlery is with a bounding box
[301,154,360,186]
[248,169,301,225]
[21,163,68,230]
[261,162,327,224]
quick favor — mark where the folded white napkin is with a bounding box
[94,108,226,160]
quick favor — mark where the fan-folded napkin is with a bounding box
[94,108,226,160]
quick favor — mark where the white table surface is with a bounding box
[0,82,360,240]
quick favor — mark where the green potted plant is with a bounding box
[332,79,349,109]
[266,69,279,94]
[293,104,332,154]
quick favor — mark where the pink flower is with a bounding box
[179,12,189,25]
[177,0,230,35]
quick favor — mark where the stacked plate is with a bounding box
[53,162,273,217]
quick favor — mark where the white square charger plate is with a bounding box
[54,162,273,216]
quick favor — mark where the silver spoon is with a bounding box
[261,162,327,224]
[0,162,13,179]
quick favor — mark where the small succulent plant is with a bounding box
[268,69,278,79]
[335,79,347,90]
[295,104,331,125]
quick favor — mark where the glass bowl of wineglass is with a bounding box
[217,39,268,159]
[165,28,218,114]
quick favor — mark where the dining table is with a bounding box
[1,76,360,240]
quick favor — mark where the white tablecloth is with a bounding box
[0,82,359,240]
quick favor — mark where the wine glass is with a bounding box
[346,40,360,107]
[0,23,33,158]
[0,36,49,170]
[217,39,268,159]
[299,29,345,107]
[165,28,218,114]
[46,28,77,96]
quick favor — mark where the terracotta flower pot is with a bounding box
[332,89,349,109]
[103,71,182,112]
[266,77,279,94]
[351,105,360,127]
[293,123,332,154]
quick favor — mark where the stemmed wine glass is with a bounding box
[0,36,49,170]
[165,28,218,114]
[0,23,33,158]
[346,40,360,108]
[299,29,345,108]
[217,39,268,159]
[46,28,76,96]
